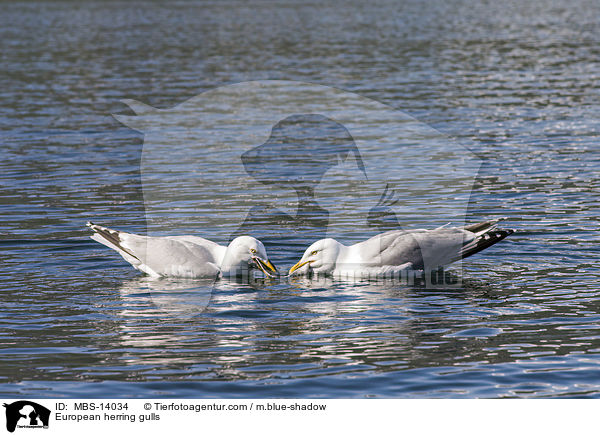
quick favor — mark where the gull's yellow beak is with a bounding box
[252,257,278,278]
[288,259,312,275]
[264,259,277,275]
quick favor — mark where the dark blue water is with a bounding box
[1,0,600,398]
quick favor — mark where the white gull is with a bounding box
[289,218,514,277]
[87,222,277,279]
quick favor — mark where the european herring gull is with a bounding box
[288,218,513,277]
[87,222,277,278]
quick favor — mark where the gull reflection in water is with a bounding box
[118,277,217,318]
[117,276,271,318]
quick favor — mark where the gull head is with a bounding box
[222,236,278,278]
[288,238,341,276]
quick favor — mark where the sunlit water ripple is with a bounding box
[1,0,599,398]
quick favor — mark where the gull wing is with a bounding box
[87,222,224,278]
[354,219,513,271]
[354,228,472,270]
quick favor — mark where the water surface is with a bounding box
[1,0,600,398]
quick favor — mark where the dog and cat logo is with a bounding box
[3,401,50,432]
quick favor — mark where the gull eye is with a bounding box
[250,248,257,254]
[311,250,318,256]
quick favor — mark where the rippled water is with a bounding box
[1,0,600,398]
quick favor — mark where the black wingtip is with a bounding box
[458,228,514,261]
[87,223,141,262]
